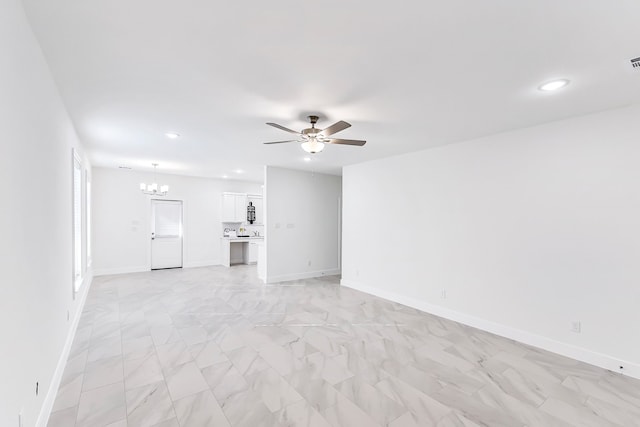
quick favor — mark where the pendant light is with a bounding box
[140,163,169,196]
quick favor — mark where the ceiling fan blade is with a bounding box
[263,140,300,145]
[321,121,351,136]
[325,138,366,146]
[266,122,300,135]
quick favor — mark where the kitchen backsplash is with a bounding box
[222,222,264,237]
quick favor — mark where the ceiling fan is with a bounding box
[264,115,366,154]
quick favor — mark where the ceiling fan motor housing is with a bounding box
[302,127,321,136]
[302,115,321,136]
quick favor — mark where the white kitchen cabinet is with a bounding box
[235,193,247,222]
[221,193,237,222]
[247,241,258,264]
[222,192,248,223]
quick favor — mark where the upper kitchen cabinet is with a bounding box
[221,192,248,222]
[221,192,263,224]
[234,194,248,222]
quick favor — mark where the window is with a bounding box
[73,149,83,293]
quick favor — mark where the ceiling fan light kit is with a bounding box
[301,140,325,154]
[265,115,366,154]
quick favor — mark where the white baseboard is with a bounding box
[93,266,149,276]
[267,268,341,284]
[341,279,640,380]
[37,274,94,427]
[94,262,227,276]
[183,260,220,269]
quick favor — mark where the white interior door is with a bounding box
[151,200,183,269]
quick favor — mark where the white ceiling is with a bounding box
[23,0,640,182]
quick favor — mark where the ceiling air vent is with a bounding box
[631,57,640,70]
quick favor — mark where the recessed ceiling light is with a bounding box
[165,132,180,139]
[222,175,228,179]
[235,169,244,174]
[538,79,570,92]
[303,157,311,162]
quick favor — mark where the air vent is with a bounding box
[631,57,640,70]
[118,166,132,170]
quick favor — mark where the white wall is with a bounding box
[0,1,92,425]
[265,167,341,282]
[92,167,261,274]
[343,104,640,378]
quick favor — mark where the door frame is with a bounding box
[150,198,184,270]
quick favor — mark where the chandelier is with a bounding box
[140,163,169,196]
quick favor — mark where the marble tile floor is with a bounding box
[47,265,640,427]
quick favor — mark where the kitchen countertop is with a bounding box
[221,236,264,241]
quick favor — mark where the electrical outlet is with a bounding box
[307,260,311,266]
[441,289,447,299]
[571,321,581,333]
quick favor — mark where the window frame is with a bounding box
[72,148,83,295]
[86,174,91,268]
